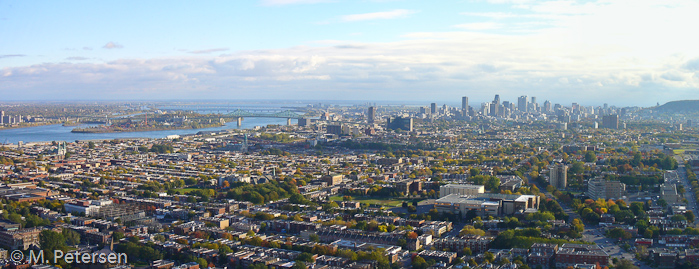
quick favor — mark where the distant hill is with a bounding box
[654,100,699,112]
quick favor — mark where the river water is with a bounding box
[0,117,296,144]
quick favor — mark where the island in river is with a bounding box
[72,123,225,133]
[72,112,230,133]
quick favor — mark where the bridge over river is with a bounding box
[225,109,306,126]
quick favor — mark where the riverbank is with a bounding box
[0,122,59,131]
[71,123,225,133]
[0,117,294,144]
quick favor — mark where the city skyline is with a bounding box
[2,0,699,105]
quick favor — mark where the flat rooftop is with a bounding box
[441,184,484,189]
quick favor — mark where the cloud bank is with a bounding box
[2,0,699,106]
[0,54,26,59]
[189,48,230,54]
[103,42,123,49]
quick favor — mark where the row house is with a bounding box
[555,244,609,268]
[432,235,493,254]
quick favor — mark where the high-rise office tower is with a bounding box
[387,117,413,132]
[531,97,537,107]
[430,103,437,114]
[490,101,499,116]
[482,103,491,116]
[461,97,468,117]
[518,96,528,112]
[367,106,375,124]
[550,163,568,190]
[493,94,500,105]
[602,115,619,129]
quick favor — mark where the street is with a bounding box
[533,177,651,268]
[676,164,699,223]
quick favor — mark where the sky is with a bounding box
[1,0,699,106]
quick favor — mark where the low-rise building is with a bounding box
[432,235,493,254]
[555,244,609,268]
[439,184,484,198]
[434,193,539,217]
[417,250,457,264]
[0,228,42,250]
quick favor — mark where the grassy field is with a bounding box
[330,195,419,207]
[172,188,207,194]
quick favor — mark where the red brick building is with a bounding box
[528,243,558,269]
[555,244,609,268]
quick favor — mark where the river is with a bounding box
[0,117,296,144]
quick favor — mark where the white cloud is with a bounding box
[341,9,417,22]
[2,0,699,105]
[103,42,123,49]
[0,54,25,59]
[3,32,697,104]
[188,48,230,54]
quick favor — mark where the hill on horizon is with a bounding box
[653,100,699,112]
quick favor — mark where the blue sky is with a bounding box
[2,0,699,106]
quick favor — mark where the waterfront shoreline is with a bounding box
[71,124,224,133]
[0,122,60,131]
[0,118,295,144]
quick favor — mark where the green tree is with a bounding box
[672,214,687,222]
[309,234,320,242]
[606,228,632,240]
[584,151,597,162]
[296,252,315,263]
[570,161,584,174]
[484,252,495,263]
[460,225,486,236]
[685,211,695,222]
[470,168,481,177]
[154,234,167,242]
[499,257,510,266]
[8,213,23,226]
[196,258,208,268]
[412,256,428,269]
[62,229,81,246]
[112,231,125,241]
[40,230,66,262]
